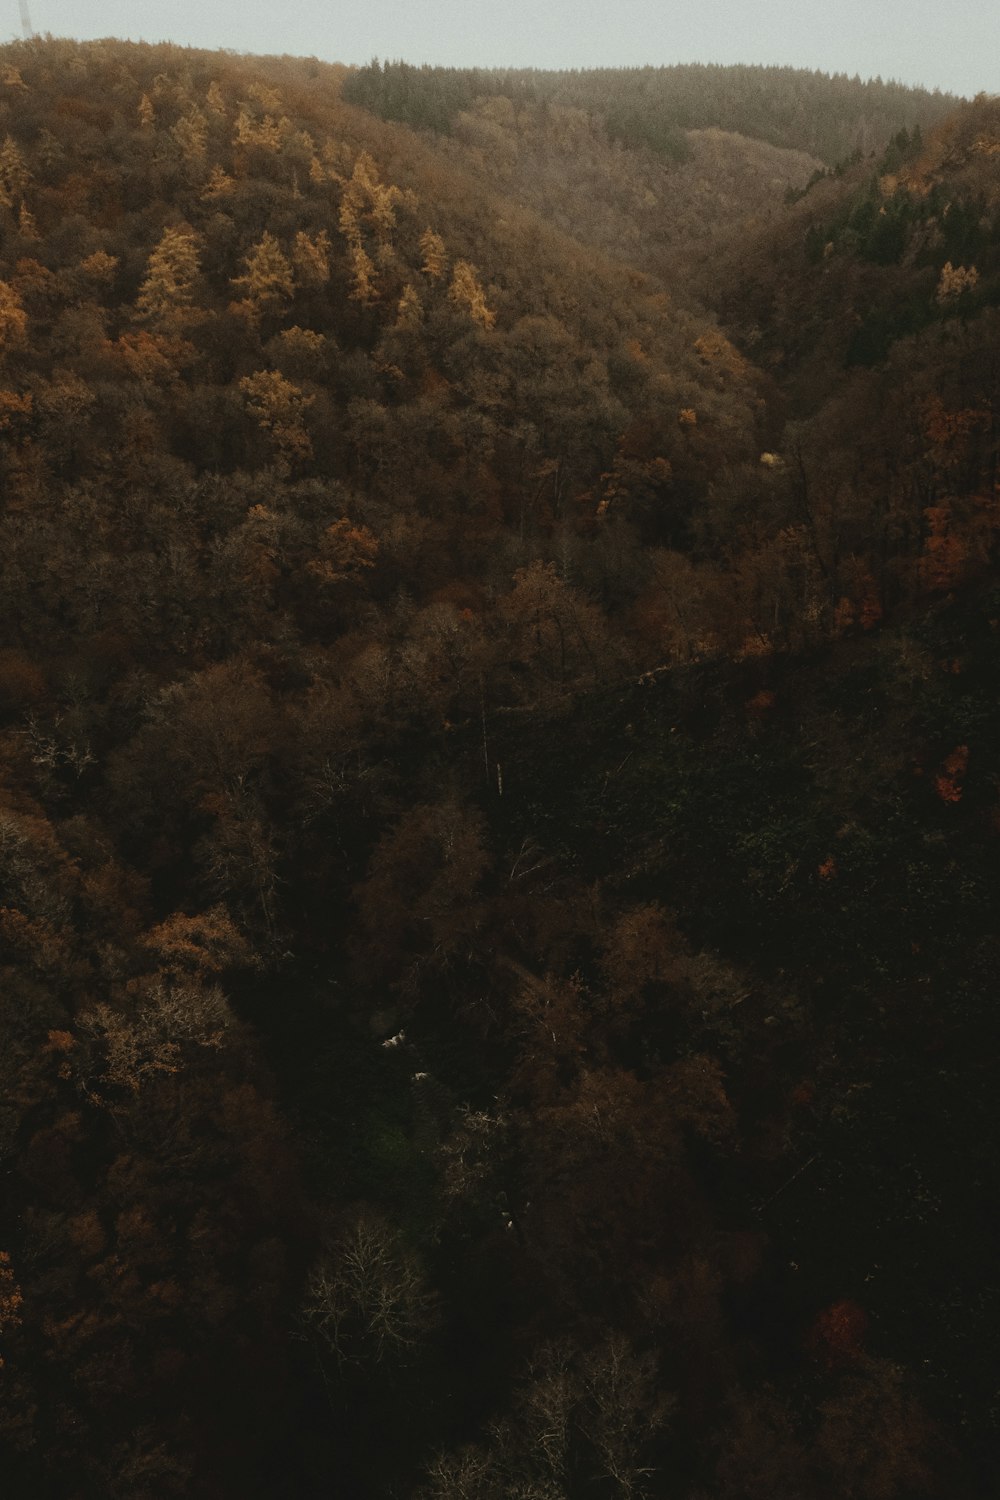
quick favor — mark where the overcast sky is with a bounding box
[10,2,998,98]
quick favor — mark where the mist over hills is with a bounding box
[0,34,996,1498]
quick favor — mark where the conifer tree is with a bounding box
[230,232,295,321]
[291,230,331,287]
[134,226,202,330]
[419,228,448,279]
[395,283,423,331]
[0,280,28,353]
[171,109,209,169]
[448,260,495,329]
[0,134,29,206]
[205,80,226,116]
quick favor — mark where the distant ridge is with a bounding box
[342,59,961,165]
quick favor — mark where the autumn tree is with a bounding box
[291,228,331,287]
[501,560,615,694]
[133,225,203,331]
[419,228,448,279]
[448,259,495,330]
[230,231,295,322]
[0,280,27,355]
[0,134,30,206]
[171,107,209,171]
[239,369,315,464]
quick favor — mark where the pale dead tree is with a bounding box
[435,1103,508,1206]
[301,1212,437,1369]
[420,1335,672,1499]
[519,1342,577,1486]
[581,1334,675,1498]
[420,1445,562,1500]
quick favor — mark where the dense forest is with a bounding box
[341,60,959,165]
[0,33,997,1499]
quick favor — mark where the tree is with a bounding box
[0,1249,24,1340]
[419,228,448,279]
[816,1357,934,1498]
[422,1335,672,1499]
[302,1212,437,1369]
[500,561,613,693]
[230,232,295,322]
[0,134,30,206]
[0,280,27,354]
[239,369,314,464]
[133,225,202,331]
[305,516,379,584]
[448,259,495,329]
[79,976,235,1100]
[171,108,209,171]
[935,260,979,301]
[291,229,331,287]
[395,282,423,330]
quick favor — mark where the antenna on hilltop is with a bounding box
[18,1,33,39]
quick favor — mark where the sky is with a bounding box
[9,1,999,99]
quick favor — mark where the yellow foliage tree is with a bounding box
[292,230,331,287]
[79,250,118,284]
[171,108,209,169]
[200,164,235,199]
[0,281,28,354]
[234,107,285,153]
[348,244,377,305]
[0,135,30,207]
[205,80,226,116]
[419,228,448,279]
[239,369,314,463]
[134,225,202,330]
[247,80,283,113]
[230,232,295,322]
[337,152,410,303]
[339,152,403,245]
[694,327,748,381]
[936,261,979,302]
[448,260,495,330]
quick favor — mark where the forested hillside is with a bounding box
[342,60,958,164]
[0,35,996,1499]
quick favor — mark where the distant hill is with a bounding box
[342,59,961,165]
[713,96,1000,399]
[432,96,821,287]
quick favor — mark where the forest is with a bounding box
[0,32,997,1498]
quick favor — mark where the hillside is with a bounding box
[438,100,822,286]
[342,59,959,164]
[0,34,997,1500]
[714,98,1000,381]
